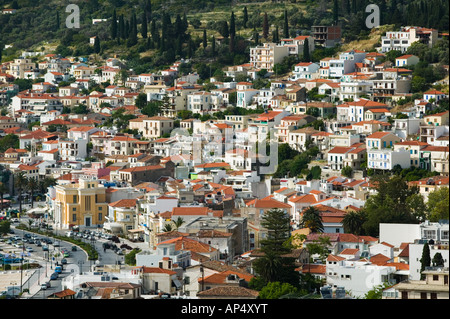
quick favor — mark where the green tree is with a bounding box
[432,252,444,267]
[300,206,323,233]
[243,6,248,28]
[0,182,9,210]
[262,12,269,40]
[302,38,310,62]
[141,12,148,39]
[111,9,118,39]
[124,248,141,266]
[229,11,236,38]
[419,243,431,280]
[0,134,19,153]
[93,36,101,54]
[135,93,147,109]
[283,10,289,38]
[26,177,38,209]
[305,236,331,263]
[426,187,449,222]
[362,175,421,236]
[0,220,11,237]
[342,209,367,235]
[202,29,207,49]
[258,282,298,299]
[365,283,389,299]
[252,208,300,286]
[341,165,353,178]
[333,0,339,24]
[14,172,27,214]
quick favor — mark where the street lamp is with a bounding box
[78,260,84,275]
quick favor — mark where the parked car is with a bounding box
[26,247,33,252]
[71,246,77,251]
[42,245,49,251]
[61,258,67,265]
[50,273,58,280]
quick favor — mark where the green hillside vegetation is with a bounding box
[0,0,448,80]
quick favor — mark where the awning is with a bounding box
[173,279,182,288]
[128,229,144,233]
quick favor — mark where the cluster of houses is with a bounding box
[0,25,448,299]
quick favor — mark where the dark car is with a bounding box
[50,273,58,280]
[71,246,77,251]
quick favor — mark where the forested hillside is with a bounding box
[0,0,448,77]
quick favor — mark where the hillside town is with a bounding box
[0,19,449,301]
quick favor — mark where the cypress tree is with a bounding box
[176,35,183,57]
[211,35,216,57]
[302,38,310,62]
[243,6,248,28]
[94,36,101,54]
[203,29,207,49]
[229,33,235,54]
[254,31,259,46]
[283,10,289,38]
[263,12,269,40]
[220,20,229,38]
[230,11,236,38]
[119,14,125,40]
[0,42,3,63]
[272,25,279,43]
[141,12,148,39]
[420,243,431,280]
[333,0,339,24]
[111,9,117,39]
[345,0,350,15]
[145,0,152,22]
[56,11,60,31]
[182,12,189,34]
[175,14,184,35]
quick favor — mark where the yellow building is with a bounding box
[54,178,108,229]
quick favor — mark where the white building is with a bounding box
[326,255,397,298]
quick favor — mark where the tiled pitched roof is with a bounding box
[196,286,259,298]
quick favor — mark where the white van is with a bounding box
[65,231,74,237]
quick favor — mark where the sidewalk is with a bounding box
[21,262,52,299]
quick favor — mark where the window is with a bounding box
[72,214,77,222]
[433,275,439,281]
[85,196,91,211]
[98,213,102,221]
[420,292,427,299]
[430,293,437,299]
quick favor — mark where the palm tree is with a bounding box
[0,182,8,210]
[173,217,185,230]
[342,209,367,235]
[14,172,27,214]
[26,177,39,209]
[299,206,324,233]
[162,223,174,232]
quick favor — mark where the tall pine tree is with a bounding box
[141,12,148,39]
[203,29,208,49]
[302,38,310,62]
[94,36,101,54]
[333,0,339,24]
[111,9,117,39]
[272,25,279,43]
[243,6,248,28]
[230,11,236,38]
[263,12,269,40]
[283,10,289,38]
